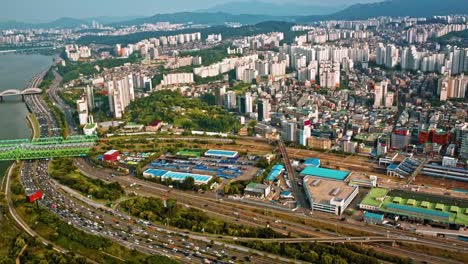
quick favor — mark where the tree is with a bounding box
[181,177,195,190]
[321,254,334,264]
[200,93,216,106]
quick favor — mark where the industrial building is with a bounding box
[300,166,350,181]
[386,158,468,182]
[266,164,285,181]
[304,158,320,168]
[359,188,468,226]
[143,168,212,185]
[421,163,468,182]
[204,149,239,159]
[103,149,120,162]
[363,211,384,224]
[303,176,359,215]
[244,182,271,198]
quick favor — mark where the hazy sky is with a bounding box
[1,0,380,22]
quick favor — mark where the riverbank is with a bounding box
[0,53,53,180]
[26,114,40,139]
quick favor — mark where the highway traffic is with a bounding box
[11,71,299,264]
[4,69,467,264]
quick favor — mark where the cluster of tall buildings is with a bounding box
[0,33,29,45]
[160,73,194,86]
[438,74,468,100]
[373,81,394,108]
[318,61,341,88]
[376,43,399,68]
[212,86,271,122]
[165,56,202,69]
[406,24,468,44]
[231,32,284,50]
[206,34,222,44]
[65,44,91,61]
[115,32,202,57]
[106,75,135,119]
[235,59,287,83]
[194,54,258,78]
[306,29,372,44]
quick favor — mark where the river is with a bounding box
[0,53,54,181]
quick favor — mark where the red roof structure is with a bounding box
[28,190,43,203]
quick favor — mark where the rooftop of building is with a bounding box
[303,176,357,205]
[300,166,350,181]
[364,211,384,220]
[360,188,390,207]
[266,164,285,181]
[304,158,320,167]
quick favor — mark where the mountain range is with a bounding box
[0,16,141,30]
[112,0,468,27]
[1,0,468,30]
[197,0,343,16]
[313,0,468,21]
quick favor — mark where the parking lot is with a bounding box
[146,153,262,182]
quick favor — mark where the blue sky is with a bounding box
[1,0,380,22]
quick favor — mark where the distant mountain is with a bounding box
[0,16,141,30]
[78,21,297,46]
[85,16,144,24]
[111,12,293,27]
[198,0,342,16]
[298,0,468,22]
[2,0,467,30]
[0,17,89,30]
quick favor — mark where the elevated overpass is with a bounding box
[0,87,42,101]
[0,135,98,160]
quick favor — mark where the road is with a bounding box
[9,65,467,264]
[75,158,468,260]
[12,68,304,264]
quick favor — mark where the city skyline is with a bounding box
[1,0,381,22]
[0,0,467,263]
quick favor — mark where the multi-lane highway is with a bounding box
[5,68,467,264]
[75,159,468,260]
[7,69,306,264]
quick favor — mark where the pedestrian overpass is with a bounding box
[0,135,98,161]
[0,88,42,102]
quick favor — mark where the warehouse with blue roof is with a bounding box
[304,158,320,167]
[300,167,350,181]
[363,211,384,224]
[266,164,285,181]
[204,149,239,158]
[143,168,212,185]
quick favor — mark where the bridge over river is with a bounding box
[0,87,42,101]
[0,135,98,160]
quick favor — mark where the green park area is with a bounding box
[120,196,281,238]
[125,90,240,133]
[49,158,124,201]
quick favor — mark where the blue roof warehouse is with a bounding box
[300,166,351,181]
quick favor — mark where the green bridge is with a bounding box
[0,135,98,161]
